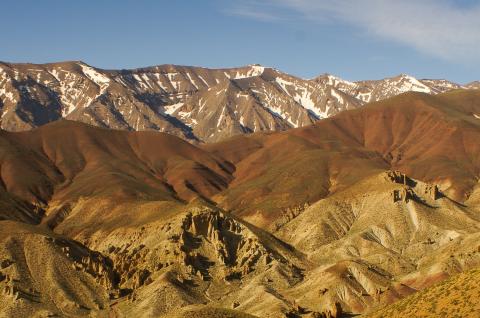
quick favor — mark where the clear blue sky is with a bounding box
[1,0,479,83]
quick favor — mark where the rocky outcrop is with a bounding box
[179,210,275,280]
[46,236,119,292]
[43,203,72,230]
[387,171,442,203]
[386,170,413,186]
[105,244,156,292]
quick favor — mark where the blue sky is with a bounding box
[0,0,479,83]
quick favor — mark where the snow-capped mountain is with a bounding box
[0,61,474,142]
[315,73,465,104]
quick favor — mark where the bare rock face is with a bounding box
[274,203,310,231]
[385,170,414,186]
[39,206,304,317]
[271,169,480,315]
[2,168,480,317]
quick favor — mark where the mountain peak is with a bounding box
[394,73,418,80]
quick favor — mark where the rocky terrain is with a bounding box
[0,90,480,317]
[0,61,477,142]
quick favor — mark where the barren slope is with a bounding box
[1,90,480,317]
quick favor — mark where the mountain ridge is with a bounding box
[0,60,477,143]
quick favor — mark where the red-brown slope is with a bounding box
[312,91,480,199]
[204,128,388,227]
[0,120,233,223]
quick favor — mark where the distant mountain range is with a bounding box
[0,61,477,142]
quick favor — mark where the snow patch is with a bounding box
[133,74,149,90]
[330,88,344,104]
[198,99,207,112]
[249,65,265,76]
[239,115,245,126]
[232,65,266,79]
[215,88,226,96]
[166,73,180,90]
[324,74,357,88]
[265,104,298,128]
[163,102,184,115]
[357,91,372,103]
[151,73,168,91]
[49,69,62,82]
[0,90,15,103]
[198,75,209,87]
[80,64,110,88]
[396,74,432,94]
[217,106,226,127]
[186,73,199,89]
[141,74,154,89]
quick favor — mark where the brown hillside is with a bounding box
[0,120,233,224]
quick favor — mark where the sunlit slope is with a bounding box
[365,267,480,317]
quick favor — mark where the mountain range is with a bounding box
[1,84,480,317]
[1,61,478,142]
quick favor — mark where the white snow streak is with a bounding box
[163,102,184,115]
[80,64,110,89]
